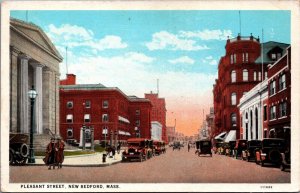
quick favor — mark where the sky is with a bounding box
[11,10,290,136]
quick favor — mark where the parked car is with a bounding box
[241,140,261,162]
[255,138,286,167]
[196,140,212,157]
[234,139,247,159]
[173,141,181,150]
[222,142,230,156]
[146,139,154,159]
[9,133,29,165]
[153,140,164,155]
[122,138,148,162]
[213,142,224,154]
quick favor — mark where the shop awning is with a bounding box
[118,130,126,135]
[224,130,236,142]
[66,114,73,120]
[214,131,227,140]
[84,114,90,119]
[125,132,131,136]
[118,116,130,124]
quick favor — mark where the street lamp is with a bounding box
[28,85,38,163]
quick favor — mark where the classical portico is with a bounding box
[10,18,63,136]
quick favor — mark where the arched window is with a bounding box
[231,113,237,127]
[253,71,257,81]
[243,69,248,81]
[258,72,261,81]
[231,93,237,105]
[231,70,236,83]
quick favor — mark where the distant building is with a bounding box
[213,33,289,139]
[145,92,167,143]
[167,126,176,143]
[59,75,152,146]
[10,18,62,137]
[151,121,162,141]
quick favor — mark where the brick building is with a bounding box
[213,34,289,139]
[267,46,291,139]
[59,74,152,146]
[166,126,176,143]
[145,92,167,143]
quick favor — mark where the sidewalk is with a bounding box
[29,151,123,167]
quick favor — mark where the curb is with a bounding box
[26,160,122,167]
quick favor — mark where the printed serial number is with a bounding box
[260,185,273,189]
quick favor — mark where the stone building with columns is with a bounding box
[10,18,62,137]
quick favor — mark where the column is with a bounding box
[34,64,43,134]
[19,55,29,133]
[253,108,256,140]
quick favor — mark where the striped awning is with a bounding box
[118,116,130,124]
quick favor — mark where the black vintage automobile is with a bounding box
[196,140,212,157]
[9,133,29,165]
[241,140,261,162]
[255,138,286,167]
[173,141,181,150]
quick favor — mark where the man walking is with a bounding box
[188,142,190,152]
[56,136,65,169]
[44,137,57,170]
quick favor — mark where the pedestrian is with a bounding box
[117,142,121,154]
[112,146,116,159]
[188,143,190,152]
[43,137,57,170]
[56,136,65,169]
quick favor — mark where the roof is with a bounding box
[255,41,290,64]
[10,18,63,62]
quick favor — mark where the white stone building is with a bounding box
[10,18,62,136]
[151,121,162,141]
[238,79,268,140]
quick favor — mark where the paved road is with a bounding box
[10,147,290,183]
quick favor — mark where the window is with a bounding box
[102,126,109,135]
[258,72,261,81]
[270,106,276,120]
[67,128,73,138]
[136,120,140,126]
[253,71,257,81]
[85,100,91,108]
[102,114,109,122]
[84,114,90,123]
[263,105,267,121]
[234,54,237,63]
[231,93,237,105]
[279,102,287,117]
[136,109,140,116]
[231,113,237,127]
[230,54,234,64]
[279,74,286,90]
[277,53,282,59]
[270,80,276,95]
[271,53,276,60]
[102,100,109,108]
[265,72,268,80]
[243,69,248,81]
[67,101,73,109]
[242,53,245,63]
[245,53,248,62]
[231,70,236,83]
[66,114,73,123]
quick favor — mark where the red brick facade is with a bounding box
[267,46,291,138]
[59,75,152,144]
[213,35,268,139]
[144,93,167,143]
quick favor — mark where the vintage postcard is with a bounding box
[1,0,300,192]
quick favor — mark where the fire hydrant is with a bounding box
[102,154,107,163]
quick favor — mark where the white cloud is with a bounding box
[179,29,233,40]
[47,24,127,51]
[169,56,195,65]
[205,56,213,60]
[209,59,218,65]
[146,31,209,51]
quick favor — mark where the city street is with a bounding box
[10,146,290,183]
